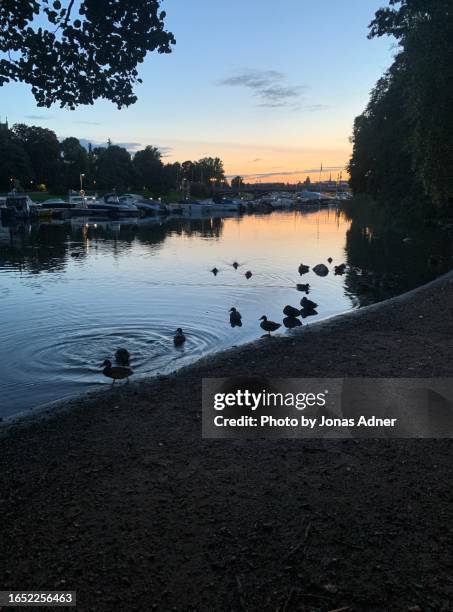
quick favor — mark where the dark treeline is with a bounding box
[348,0,453,211]
[0,122,226,196]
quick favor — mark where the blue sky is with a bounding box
[0,0,395,182]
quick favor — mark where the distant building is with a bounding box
[0,117,9,132]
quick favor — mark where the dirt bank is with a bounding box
[2,272,453,611]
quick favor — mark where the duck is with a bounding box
[327,257,333,264]
[211,267,219,275]
[283,305,301,318]
[313,263,329,277]
[334,263,347,275]
[245,271,253,279]
[174,328,186,346]
[283,316,302,329]
[300,297,318,311]
[230,307,243,327]
[115,348,130,366]
[298,264,310,275]
[296,283,310,293]
[260,316,281,336]
[232,262,240,270]
[301,308,318,319]
[102,360,133,385]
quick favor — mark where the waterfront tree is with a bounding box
[133,146,164,191]
[0,129,33,191]
[0,1,175,108]
[231,176,244,189]
[61,137,88,191]
[349,0,453,208]
[12,124,61,190]
[95,145,133,192]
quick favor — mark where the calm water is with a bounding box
[0,206,451,417]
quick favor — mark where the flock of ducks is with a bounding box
[101,258,345,384]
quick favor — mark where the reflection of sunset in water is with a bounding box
[2,204,448,417]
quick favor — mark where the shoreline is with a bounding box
[2,269,453,610]
[3,267,453,433]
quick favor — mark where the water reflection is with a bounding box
[0,205,449,416]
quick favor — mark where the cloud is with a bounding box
[219,69,306,109]
[76,138,142,152]
[250,158,262,163]
[24,114,54,120]
[159,146,173,157]
[75,139,172,156]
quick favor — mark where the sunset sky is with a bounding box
[1,1,394,183]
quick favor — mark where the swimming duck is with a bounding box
[298,264,310,275]
[115,348,130,366]
[300,297,318,311]
[260,316,281,336]
[211,267,219,276]
[283,305,301,318]
[230,307,243,327]
[245,271,252,279]
[102,360,133,384]
[327,257,333,264]
[174,328,186,346]
[232,262,240,270]
[313,263,329,276]
[296,283,310,293]
[334,263,347,275]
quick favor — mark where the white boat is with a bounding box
[88,193,140,216]
[179,200,213,215]
[335,191,353,201]
[1,192,40,220]
[119,194,167,215]
[258,193,295,209]
[201,198,244,213]
[297,190,336,205]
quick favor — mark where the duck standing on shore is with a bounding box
[230,307,243,327]
[174,328,186,346]
[102,360,133,385]
[115,348,130,366]
[260,316,281,336]
[283,316,302,329]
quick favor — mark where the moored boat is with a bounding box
[87,194,141,216]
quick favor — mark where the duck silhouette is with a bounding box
[102,360,133,385]
[260,316,281,336]
[115,348,130,366]
[230,307,243,327]
[174,328,186,346]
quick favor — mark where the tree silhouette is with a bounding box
[0,0,175,108]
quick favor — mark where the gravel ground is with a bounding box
[2,272,453,611]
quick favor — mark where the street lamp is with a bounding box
[80,173,85,192]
